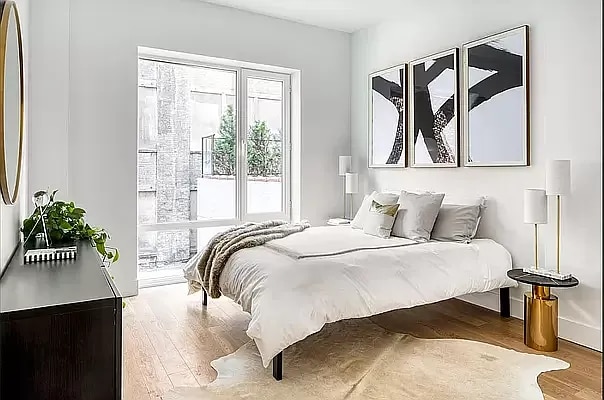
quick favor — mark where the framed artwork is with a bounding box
[462,25,529,166]
[409,48,459,167]
[368,63,407,168]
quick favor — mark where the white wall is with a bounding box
[28,0,351,296]
[1,0,29,272]
[351,0,602,350]
[28,0,69,198]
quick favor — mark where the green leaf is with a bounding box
[50,230,63,241]
[96,241,106,256]
[59,221,72,230]
[22,218,35,233]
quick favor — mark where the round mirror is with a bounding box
[0,1,24,205]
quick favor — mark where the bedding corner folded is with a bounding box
[184,220,311,298]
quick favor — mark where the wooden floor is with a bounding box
[124,283,602,399]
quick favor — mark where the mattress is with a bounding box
[212,226,516,367]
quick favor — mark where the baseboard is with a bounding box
[457,290,602,352]
[138,275,186,289]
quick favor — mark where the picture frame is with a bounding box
[368,63,407,168]
[462,25,530,167]
[408,48,460,168]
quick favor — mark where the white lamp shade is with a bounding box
[338,156,351,176]
[524,189,547,224]
[345,173,358,194]
[546,160,571,195]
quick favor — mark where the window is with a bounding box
[245,75,286,214]
[137,55,291,286]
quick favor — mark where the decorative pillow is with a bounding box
[351,191,399,229]
[363,200,399,238]
[351,192,375,229]
[441,195,487,238]
[431,204,482,243]
[391,190,445,241]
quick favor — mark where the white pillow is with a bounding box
[441,195,487,238]
[351,192,375,229]
[431,204,482,242]
[351,191,399,229]
[391,190,445,241]
[363,201,400,238]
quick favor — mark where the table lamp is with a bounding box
[338,156,351,217]
[546,160,571,279]
[523,189,547,271]
[345,173,358,219]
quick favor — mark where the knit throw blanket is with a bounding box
[189,220,310,299]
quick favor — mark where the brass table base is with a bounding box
[524,286,558,352]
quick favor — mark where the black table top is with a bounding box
[507,268,579,288]
[0,242,117,314]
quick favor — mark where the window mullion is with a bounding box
[237,68,246,223]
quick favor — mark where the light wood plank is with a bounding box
[125,305,174,397]
[576,388,603,400]
[168,369,200,388]
[141,293,194,375]
[123,326,154,400]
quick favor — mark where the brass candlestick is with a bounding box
[534,224,539,270]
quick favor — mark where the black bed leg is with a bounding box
[202,288,208,307]
[500,287,510,318]
[272,352,283,381]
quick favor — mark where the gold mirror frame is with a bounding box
[0,0,24,205]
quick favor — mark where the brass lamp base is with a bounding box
[524,286,558,352]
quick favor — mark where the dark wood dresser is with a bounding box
[0,242,122,399]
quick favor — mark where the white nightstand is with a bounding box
[327,218,351,226]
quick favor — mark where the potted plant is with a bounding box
[21,190,119,264]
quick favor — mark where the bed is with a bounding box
[185,225,517,381]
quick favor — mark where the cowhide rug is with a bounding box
[163,318,568,399]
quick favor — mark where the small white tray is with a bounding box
[24,246,78,263]
[522,267,572,281]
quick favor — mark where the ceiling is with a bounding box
[199,0,403,33]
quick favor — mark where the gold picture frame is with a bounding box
[0,0,25,205]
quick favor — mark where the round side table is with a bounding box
[507,269,579,352]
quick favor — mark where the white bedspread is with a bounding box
[213,226,516,367]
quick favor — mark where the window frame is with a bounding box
[240,68,291,222]
[136,55,292,231]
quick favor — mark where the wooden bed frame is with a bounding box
[201,286,511,381]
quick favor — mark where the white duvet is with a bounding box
[199,226,517,367]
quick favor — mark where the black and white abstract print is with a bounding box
[410,49,459,167]
[464,26,529,166]
[369,64,406,167]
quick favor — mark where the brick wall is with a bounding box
[155,63,192,264]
